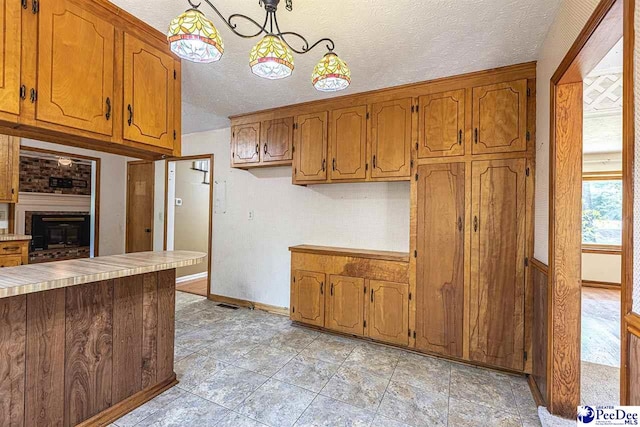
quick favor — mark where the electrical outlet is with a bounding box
[175,198,183,206]
[248,210,254,220]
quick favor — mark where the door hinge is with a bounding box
[414,250,417,258]
[415,173,418,181]
[364,286,367,294]
[526,131,530,142]
[173,130,177,140]
[174,70,177,80]
[524,257,529,267]
[524,350,528,361]
[292,306,295,313]
[31,0,38,14]
[408,328,411,337]
[409,292,412,301]
[294,123,298,130]
[413,331,416,339]
[527,88,531,97]
[232,152,235,158]
[410,159,414,169]
[363,320,367,328]
[293,277,295,283]
[366,112,370,120]
[526,167,530,177]
[411,105,415,113]
[415,105,419,113]
[415,142,419,151]
[292,144,295,153]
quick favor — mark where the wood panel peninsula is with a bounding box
[0,250,205,426]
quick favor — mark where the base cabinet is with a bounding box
[327,275,364,335]
[291,270,325,327]
[367,280,409,346]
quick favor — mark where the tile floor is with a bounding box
[112,292,541,427]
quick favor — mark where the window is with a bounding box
[582,174,622,246]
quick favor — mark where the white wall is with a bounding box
[535,0,601,264]
[169,128,410,308]
[21,139,130,256]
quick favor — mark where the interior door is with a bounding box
[0,0,21,116]
[261,117,293,163]
[0,135,19,203]
[415,163,464,357]
[367,280,409,346]
[123,33,175,149]
[327,275,364,335]
[370,98,412,179]
[472,80,527,154]
[37,0,114,135]
[292,270,325,327]
[232,123,261,165]
[418,90,465,158]
[294,112,328,182]
[329,106,367,181]
[470,158,526,370]
[126,161,155,253]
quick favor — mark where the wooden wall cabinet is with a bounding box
[469,158,527,370]
[0,135,19,203]
[37,0,115,137]
[0,0,182,159]
[418,90,465,158]
[123,34,176,150]
[367,280,409,346]
[415,163,465,358]
[472,80,528,155]
[291,270,325,327]
[329,106,368,181]
[232,123,261,166]
[293,112,328,183]
[231,118,294,168]
[369,98,413,180]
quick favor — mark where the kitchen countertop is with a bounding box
[0,234,32,242]
[289,245,410,263]
[0,250,205,298]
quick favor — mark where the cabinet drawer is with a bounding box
[0,255,22,267]
[0,242,25,255]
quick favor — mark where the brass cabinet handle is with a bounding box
[127,104,133,126]
[19,85,26,100]
[320,282,324,295]
[474,216,479,232]
[105,97,111,120]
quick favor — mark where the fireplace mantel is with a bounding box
[15,192,91,234]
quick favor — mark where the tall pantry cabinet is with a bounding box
[412,76,534,372]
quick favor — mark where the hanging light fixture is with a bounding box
[57,157,73,167]
[250,35,294,80]
[312,52,351,92]
[168,0,350,91]
[167,8,224,63]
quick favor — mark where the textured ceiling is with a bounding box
[110,0,563,134]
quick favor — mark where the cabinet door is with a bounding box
[472,80,527,154]
[418,90,465,158]
[329,106,367,181]
[0,255,22,268]
[0,135,19,203]
[370,98,412,179]
[294,112,328,182]
[470,158,526,370]
[261,117,293,163]
[0,0,21,116]
[232,123,261,165]
[415,163,464,357]
[37,0,114,135]
[292,270,325,327]
[367,280,408,346]
[123,34,175,149]
[326,275,364,335]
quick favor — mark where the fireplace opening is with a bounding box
[31,214,90,251]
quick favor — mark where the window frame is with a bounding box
[582,170,623,253]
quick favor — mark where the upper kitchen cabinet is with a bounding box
[37,0,115,136]
[0,0,21,119]
[329,105,367,181]
[472,80,528,155]
[293,111,328,184]
[231,122,261,166]
[418,90,465,158]
[369,98,412,180]
[123,34,176,150]
[0,135,19,203]
[261,117,294,164]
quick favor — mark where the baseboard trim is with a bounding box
[528,374,546,407]
[176,271,208,284]
[582,280,621,289]
[208,293,289,316]
[77,374,178,427]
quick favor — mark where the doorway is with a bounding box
[547,0,628,417]
[126,161,155,253]
[164,155,213,298]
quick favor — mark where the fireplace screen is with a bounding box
[31,214,90,251]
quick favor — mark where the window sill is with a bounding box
[582,245,622,255]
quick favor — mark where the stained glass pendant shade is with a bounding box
[250,35,295,80]
[168,9,224,63]
[312,52,351,92]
